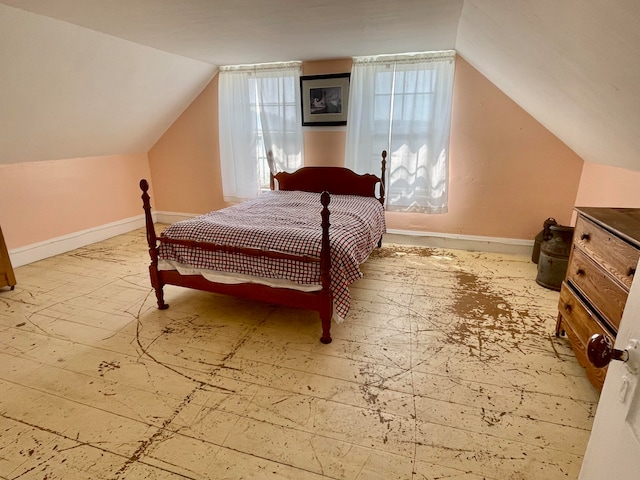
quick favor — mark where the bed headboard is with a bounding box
[271,151,387,204]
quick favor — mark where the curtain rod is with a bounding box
[220,61,302,73]
[352,50,456,65]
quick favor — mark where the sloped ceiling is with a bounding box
[1,0,639,172]
[0,3,217,164]
[457,0,640,172]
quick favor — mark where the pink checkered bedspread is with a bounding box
[158,190,386,319]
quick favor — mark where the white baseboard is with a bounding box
[154,211,199,225]
[8,214,535,268]
[9,211,199,267]
[9,214,147,267]
[384,229,534,255]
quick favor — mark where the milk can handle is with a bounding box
[542,217,557,241]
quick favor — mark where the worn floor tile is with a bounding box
[0,231,600,479]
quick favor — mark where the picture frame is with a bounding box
[300,73,350,126]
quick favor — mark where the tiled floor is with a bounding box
[0,228,599,479]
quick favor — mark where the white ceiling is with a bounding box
[1,0,639,171]
[0,0,464,65]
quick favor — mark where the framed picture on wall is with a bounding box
[300,73,350,126]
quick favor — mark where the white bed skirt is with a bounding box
[158,259,344,324]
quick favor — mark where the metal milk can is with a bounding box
[535,224,575,290]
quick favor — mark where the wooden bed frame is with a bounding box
[140,151,387,344]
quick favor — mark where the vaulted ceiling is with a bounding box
[1,0,639,171]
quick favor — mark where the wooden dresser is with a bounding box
[0,224,16,290]
[556,208,640,390]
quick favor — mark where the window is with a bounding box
[345,51,456,213]
[219,62,303,202]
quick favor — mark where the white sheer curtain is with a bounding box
[345,51,456,213]
[219,62,303,202]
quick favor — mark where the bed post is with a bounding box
[380,150,387,207]
[139,180,169,310]
[267,151,276,191]
[376,150,387,248]
[319,191,332,344]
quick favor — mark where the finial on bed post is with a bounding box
[140,179,158,252]
[267,150,276,190]
[319,191,333,344]
[380,150,387,206]
[320,191,331,290]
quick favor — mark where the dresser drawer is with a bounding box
[566,247,627,332]
[574,215,639,289]
[558,282,612,389]
[558,208,640,391]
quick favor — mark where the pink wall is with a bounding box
[303,130,346,168]
[0,153,151,249]
[575,162,640,208]
[148,55,586,240]
[148,74,225,214]
[387,56,584,238]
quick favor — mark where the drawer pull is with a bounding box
[576,268,585,276]
[580,233,590,241]
[629,267,636,277]
[564,303,572,313]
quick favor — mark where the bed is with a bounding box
[140,151,387,343]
